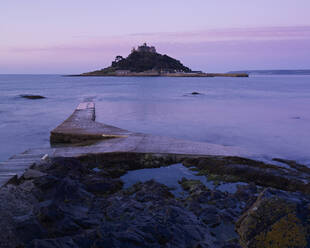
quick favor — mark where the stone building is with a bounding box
[136,43,156,53]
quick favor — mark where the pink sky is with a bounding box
[1,1,310,73]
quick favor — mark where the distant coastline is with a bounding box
[229,69,310,75]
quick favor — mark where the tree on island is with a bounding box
[112,56,124,67]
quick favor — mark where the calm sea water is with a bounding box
[0,74,309,166]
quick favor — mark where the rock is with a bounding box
[179,178,206,193]
[199,206,221,227]
[33,175,59,191]
[20,94,46,99]
[19,180,36,192]
[236,188,309,248]
[191,92,201,95]
[23,169,47,180]
[0,183,38,247]
[132,180,174,202]
[30,237,77,248]
[53,177,93,203]
[273,158,310,174]
[55,216,81,235]
[36,200,89,236]
[0,155,309,247]
[182,156,310,194]
[183,92,204,96]
[99,194,216,247]
[83,177,123,195]
[104,167,127,178]
[47,157,89,178]
[5,175,19,186]
[14,214,47,244]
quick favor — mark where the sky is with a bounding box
[1,0,310,73]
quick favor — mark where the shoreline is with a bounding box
[0,102,309,247]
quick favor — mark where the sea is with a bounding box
[0,74,309,166]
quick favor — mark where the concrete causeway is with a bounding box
[0,102,245,186]
[50,102,130,144]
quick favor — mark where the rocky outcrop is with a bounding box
[0,157,218,247]
[0,154,309,247]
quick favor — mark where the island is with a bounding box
[72,43,248,77]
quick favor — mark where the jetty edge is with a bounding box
[0,102,309,247]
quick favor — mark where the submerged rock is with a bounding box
[273,158,310,174]
[183,91,204,96]
[182,156,310,194]
[20,94,46,99]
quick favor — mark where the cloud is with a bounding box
[128,26,310,42]
[2,26,310,73]
[8,26,310,54]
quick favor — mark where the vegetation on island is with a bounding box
[110,50,191,73]
[82,43,191,76]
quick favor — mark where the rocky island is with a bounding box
[74,43,248,77]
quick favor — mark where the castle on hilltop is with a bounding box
[132,43,156,53]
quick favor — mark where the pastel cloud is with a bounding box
[129,26,310,42]
[1,26,310,73]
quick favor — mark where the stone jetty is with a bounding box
[49,102,243,157]
[50,102,130,144]
[0,102,243,187]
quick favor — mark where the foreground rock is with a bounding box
[0,154,309,247]
[236,188,309,248]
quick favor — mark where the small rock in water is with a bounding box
[20,94,46,100]
[183,91,204,97]
[191,92,201,95]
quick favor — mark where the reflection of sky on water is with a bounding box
[0,75,309,166]
[121,163,248,195]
